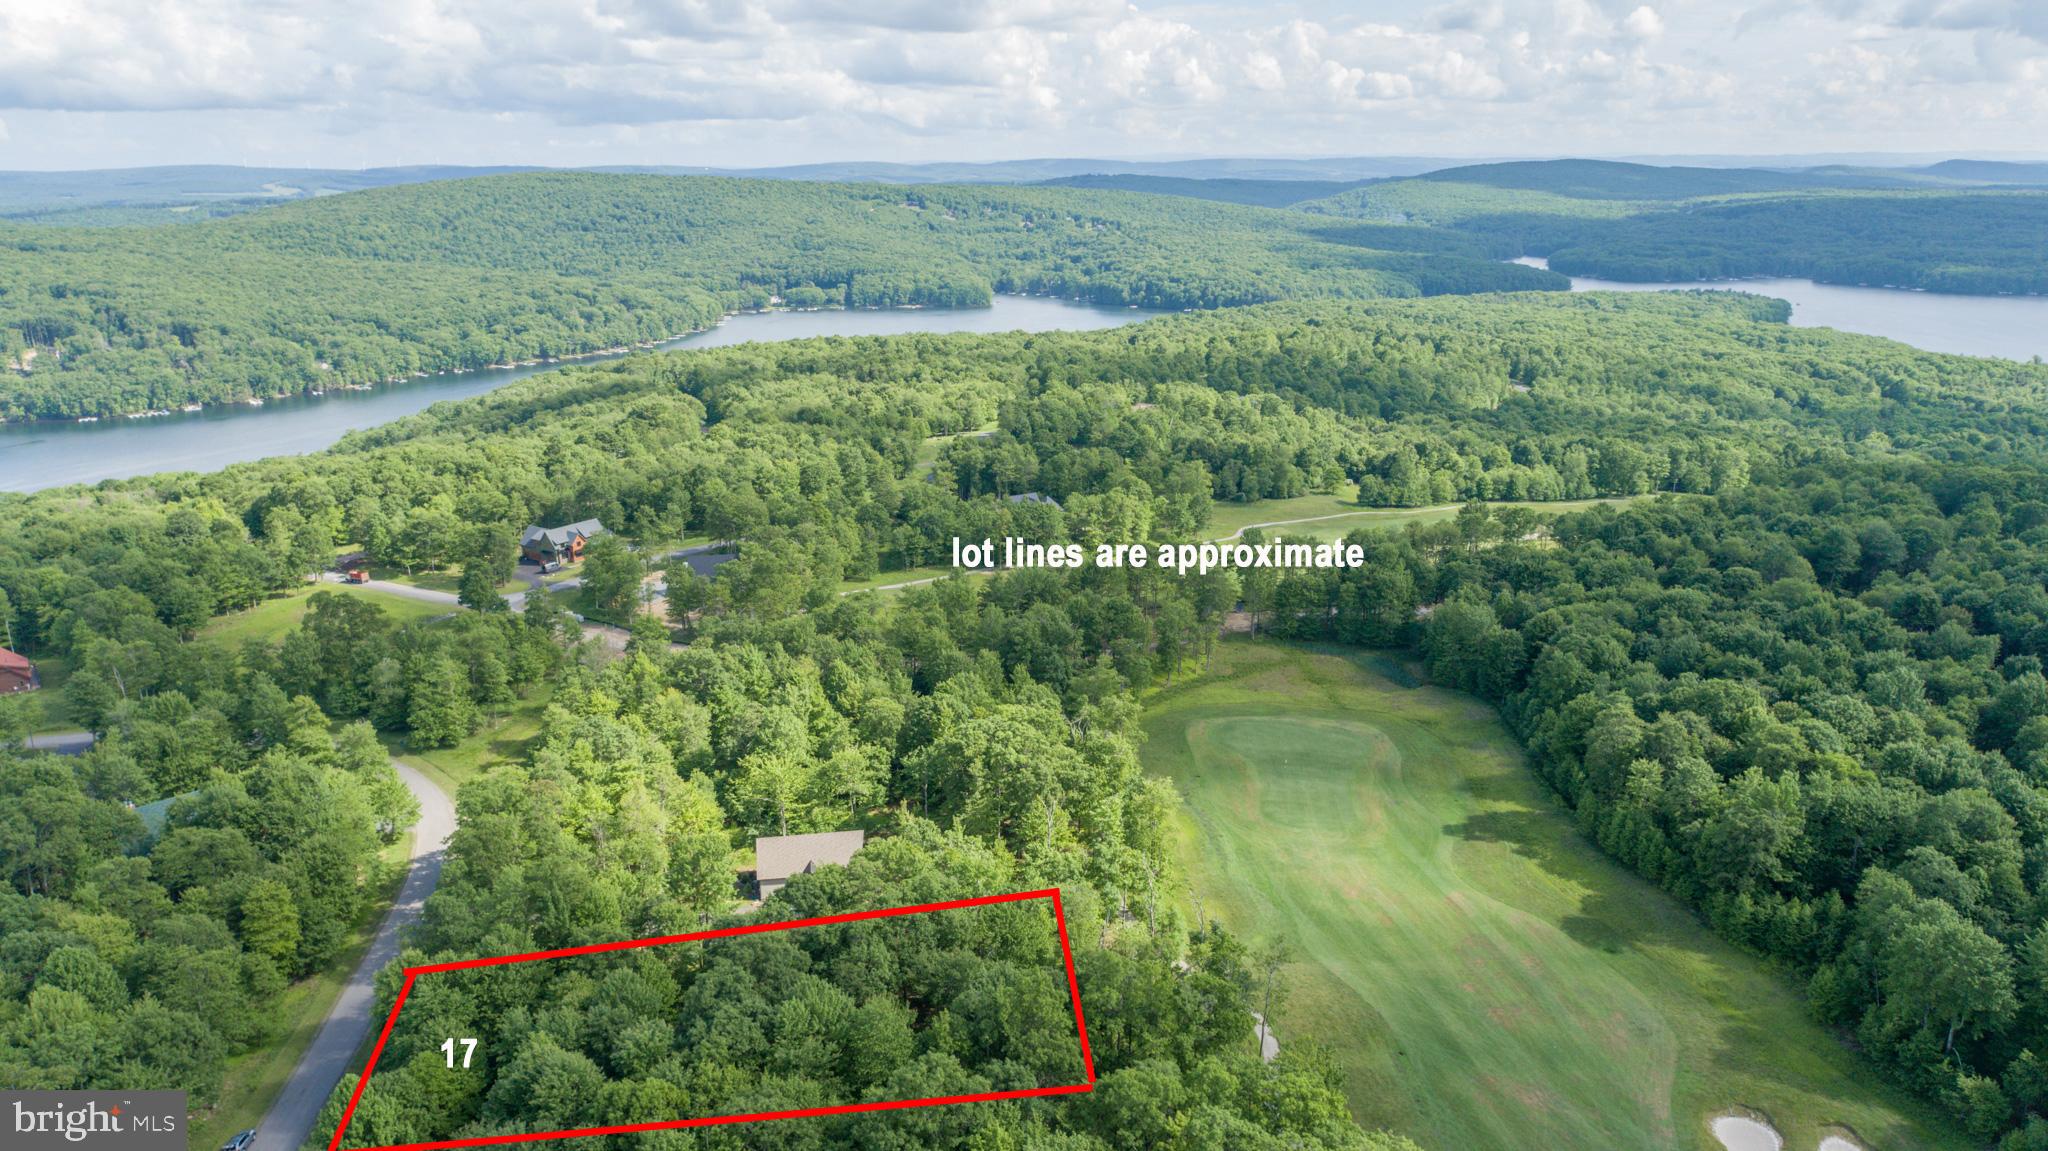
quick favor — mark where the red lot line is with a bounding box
[329,887,1096,1151]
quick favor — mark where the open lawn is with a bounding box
[184,829,412,1151]
[0,651,75,735]
[837,564,958,595]
[199,584,450,647]
[1204,489,1639,543]
[912,422,997,480]
[394,686,552,794]
[558,585,623,626]
[368,566,524,597]
[1142,641,1968,1151]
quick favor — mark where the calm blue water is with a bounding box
[1514,256,2048,362]
[2,296,1142,492]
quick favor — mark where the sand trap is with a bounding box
[1711,1114,1783,1151]
[1818,1138,1864,1151]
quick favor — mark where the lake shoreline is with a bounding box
[0,295,1145,492]
[1534,261,2047,299]
[1512,255,2048,363]
[1,298,1040,428]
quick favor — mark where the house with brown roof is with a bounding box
[754,830,865,899]
[520,519,606,566]
[0,648,38,694]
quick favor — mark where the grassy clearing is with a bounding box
[200,584,449,647]
[837,565,958,595]
[1142,641,1968,1151]
[1204,490,1638,543]
[557,585,620,626]
[9,584,452,735]
[912,422,997,480]
[369,566,522,597]
[1205,485,1367,537]
[828,492,1637,598]
[0,651,75,735]
[185,830,413,1151]
[393,686,552,794]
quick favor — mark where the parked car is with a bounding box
[221,1130,257,1151]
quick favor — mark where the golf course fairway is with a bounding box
[1143,642,1968,1151]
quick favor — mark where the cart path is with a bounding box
[252,762,454,1151]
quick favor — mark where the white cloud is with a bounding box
[0,0,2043,166]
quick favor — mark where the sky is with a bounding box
[0,0,2045,170]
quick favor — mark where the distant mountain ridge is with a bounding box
[0,164,541,214]
[1407,158,1927,199]
[1916,159,2048,184]
[1029,174,1370,208]
[0,158,1453,215]
[616,156,1464,183]
[6,156,2045,220]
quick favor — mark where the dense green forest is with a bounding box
[0,691,416,1099]
[1299,161,2048,296]
[10,290,2048,1144]
[14,154,2041,421]
[307,615,1398,1151]
[1533,192,2048,294]
[0,173,1558,420]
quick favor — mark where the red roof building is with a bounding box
[0,648,36,694]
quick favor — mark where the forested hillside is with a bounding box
[1,684,417,1101]
[1534,192,2048,293]
[9,292,2048,1144]
[0,173,1558,420]
[1300,161,2048,296]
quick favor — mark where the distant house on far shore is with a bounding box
[1005,491,1061,509]
[754,830,865,900]
[0,648,37,693]
[520,518,606,566]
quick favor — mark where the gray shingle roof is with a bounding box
[521,519,607,549]
[754,831,866,883]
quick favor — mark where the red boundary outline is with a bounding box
[328,888,1096,1151]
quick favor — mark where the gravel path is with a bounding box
[252,763,454,1151]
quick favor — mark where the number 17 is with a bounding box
[441,1037,477,1068]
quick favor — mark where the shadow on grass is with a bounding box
[488,733,537,760]
[1445,806,1655,955]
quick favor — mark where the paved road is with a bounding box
[320,572,629,650]
[253,763,454,1151]
[333,576,461,608]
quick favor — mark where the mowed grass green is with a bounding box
[199,583,449,646]
[1143,641,1968,1151]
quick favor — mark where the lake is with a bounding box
[1513,256,2048,362]
[1,296,1143,493]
